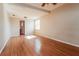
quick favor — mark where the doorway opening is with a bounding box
[20,20,25,35]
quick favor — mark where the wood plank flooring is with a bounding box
[0,35,79,56]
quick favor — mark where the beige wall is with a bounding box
[10,17,20,36]
[36,4,79,47]
[0,4,11,53]
[0,4,5,52]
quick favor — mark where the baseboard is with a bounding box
[52,37,79,48]
[36,34,79,48]
[0,37,10,54]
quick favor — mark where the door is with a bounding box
[20,20,25,35]
[25,20,35,35]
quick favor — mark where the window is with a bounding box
[35,20,40,30]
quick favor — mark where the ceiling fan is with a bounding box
[41,3,57,7]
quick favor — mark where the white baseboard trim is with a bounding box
[0,38,10,54]
[52,37,79,48]
[37,34,79,48]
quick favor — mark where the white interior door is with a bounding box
[25,20,35,35]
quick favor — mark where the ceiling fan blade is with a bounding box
[41,3,45,7]
[52,3,57,5]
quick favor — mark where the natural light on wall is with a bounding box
[35,20,40,30]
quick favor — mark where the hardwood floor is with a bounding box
[0,35,79,56]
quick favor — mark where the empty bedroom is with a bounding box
[0,3,79,56]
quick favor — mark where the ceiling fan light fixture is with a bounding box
[41,3,57,7]
[53,3,57,5]
[41,3,45,7]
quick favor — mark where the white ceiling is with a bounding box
[6,3,63,20]
[27,3,63,11]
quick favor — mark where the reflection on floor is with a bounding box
[0,35,79,56]
[26,35,37,39]
[26,35,41,54]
